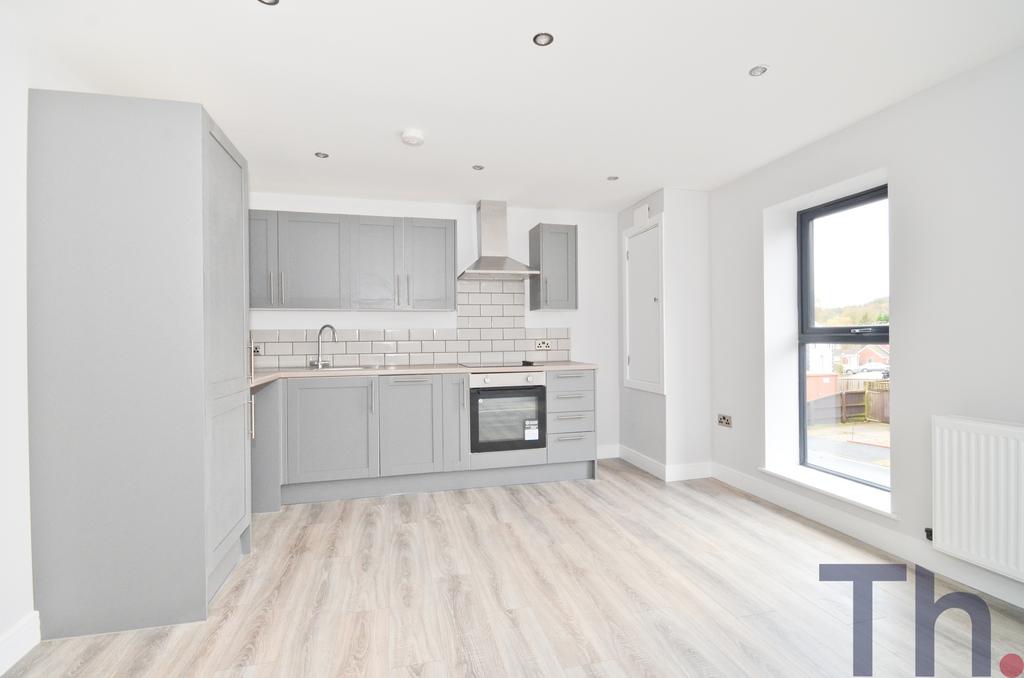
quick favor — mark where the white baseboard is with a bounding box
[597,444,620,460]
[0,611,40,675]
[710,463,1024,609]
[618,446,712,481]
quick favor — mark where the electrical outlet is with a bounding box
[717,414,733,428]
[535,339,552,350]
[252,344,262,356]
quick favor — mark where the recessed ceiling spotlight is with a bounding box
[401,128,425,146]
[748,64,769,77]
[314,152,329,159]
[606,176,620,181]
[472,165,485,171]
[257,0,279,5]
[533,32,554,47]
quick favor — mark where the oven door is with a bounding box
[470,386,547,453]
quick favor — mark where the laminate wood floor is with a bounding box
[8,459,1024,677]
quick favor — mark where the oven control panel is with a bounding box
[470,371,546,388]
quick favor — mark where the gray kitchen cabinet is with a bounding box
[529,223,578,310]
[28,91,250,638]
[287,377,380,483]
[248,210,278,308]
[278,211,348,308]
[379,375,444,476]
[349,215,401,309]
[442,374,471,471]
[404,218,456,309]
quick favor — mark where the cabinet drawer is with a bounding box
[547,411,595,434]
[547,432,597,464]
[548,390,594,412]
[547,370,595,392]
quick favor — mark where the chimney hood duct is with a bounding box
[458,200,540,280]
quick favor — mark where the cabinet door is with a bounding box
[278,212,345,308]
[203,123,250,399]
[287,377,379,483]
[249,210,278,308]
[404,218,455,310]
[379,375,443,477]
[206,391,251,562]
[349,215,401,309]
[442,374,470,471]
[539,224,577,309]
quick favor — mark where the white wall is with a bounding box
[0,8,96,671]
[708,47,1024,606]
[249,192,621,455]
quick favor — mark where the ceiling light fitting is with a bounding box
[401,128,425,146]
[748,64,768,77]
[314,152,329,158]
[533,33,554,47]
[606,176,619,181]
[472,165,485,171]
[257,0,279,5]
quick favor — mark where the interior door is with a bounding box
[278,212,344,308]
[624,223,664,391]
[349,215,401,309]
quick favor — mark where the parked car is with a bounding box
[845,362,889,375]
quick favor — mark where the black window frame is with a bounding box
[797,184,890,491]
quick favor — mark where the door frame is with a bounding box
[621,219,665,394]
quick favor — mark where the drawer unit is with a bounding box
[548,411,596,434]
[548,390,595,413]
[548,432,597,463]
[547,370,595,392]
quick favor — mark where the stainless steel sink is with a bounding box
[314,366,363,372]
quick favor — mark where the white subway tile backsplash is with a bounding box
[457,305,480,317]
[265,343,293,355]
[397,341,421,353]
[525,328,547,339]
[332,354,359,367]
[480,352,503,362]
[457,281,480,293]
[514,340,535,351]
[492,340,514,351]
[469,340,491,352]
[359,329,385,341]
[306,328,357,341]
[292,342,317,354]
[385,353,410,366]
[434,328,458,340]
[502,351,525,362]
[548,351,569,361]
[489,293,512,304]
[457,317,471,328]
[434,352,456,363]
[409,328,434,341]
[359,354,385,366]
[279,355,307,367]
[457,329,480,340]
[421,340,445,352]
[254,355,279,369]
[457,353,481,363]
[467,317,492,328]
[481,328,503,339]
[372,341,397,353]
[491,317,514,328]
[502,280,524,293]
[385,329,409,341]
[456,293,470,304]
[347,341,372,354]
[525,351,549,362]
[503,305,524,317]
[513,317,526,328]
[548,327,569,339]
[468,293,491,304]
[480,280,504,293]
[278,330,306,342]
[446,340,469,352]
[557,339,571,350]
[513,294,525,304]
[321,341,347,353]
[409,353,434,365]
[480,305,503,316]
[250,329,279,343]
[503,328,525,339]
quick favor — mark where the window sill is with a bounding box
[759,464,895,519]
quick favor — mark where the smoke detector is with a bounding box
[401,129,425,146]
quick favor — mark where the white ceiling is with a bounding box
[18,0,1024,210]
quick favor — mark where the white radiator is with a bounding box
[932,415,1024,582]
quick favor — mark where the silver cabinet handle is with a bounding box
[369,379,375,413]
[460,378,466,409]
[406,274,411,306]
[555,373,583,378]
[556,414,586,420]
[557,434,586,441]
[268,271,274,306]
[544,277,549,304]
[248,340,255,382]
[279,271,285,304]
[394,378,429,384]
[395,274,400,307]
[249,396,256,440]
[556,393,584,399]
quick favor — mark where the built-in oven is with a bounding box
[470,372,546,453]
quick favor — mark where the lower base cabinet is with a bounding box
[379,375,444,476]
[286,377,379,483]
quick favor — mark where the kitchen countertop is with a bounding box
[250,361,598,388]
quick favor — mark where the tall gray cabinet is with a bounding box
[28,90,251,639]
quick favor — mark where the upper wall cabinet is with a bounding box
[250,211,455,311]
[529,223,578,310]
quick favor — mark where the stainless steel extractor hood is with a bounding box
[458,200,540,280]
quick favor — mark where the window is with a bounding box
[798,186,890,490]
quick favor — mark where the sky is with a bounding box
[812,199,889,308]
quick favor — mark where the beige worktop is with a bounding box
[250,361,598,388]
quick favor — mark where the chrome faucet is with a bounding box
[311,324,337,369]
